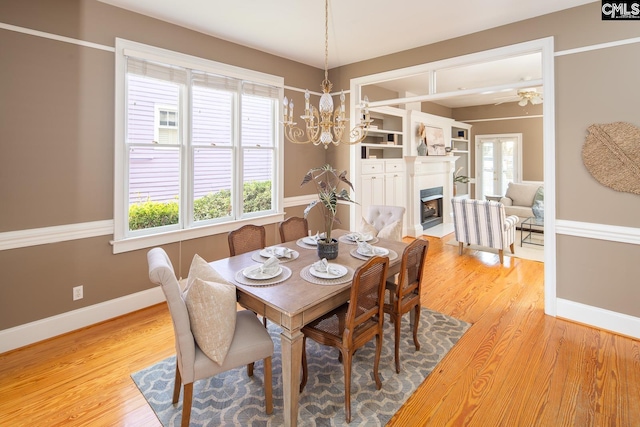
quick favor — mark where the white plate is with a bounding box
[346,233,374,242]
[242,266,282,280]
[309,263,348,279]
[302,236,318,245]
[356,246,389,257]
[260,247,295,259]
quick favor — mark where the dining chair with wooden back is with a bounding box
[278,216,308,243]
[300,256,389,423]
[384,238,429,373]
[147,247,274,427]
[228,224,266,256]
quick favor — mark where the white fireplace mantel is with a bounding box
[404,155,459,238]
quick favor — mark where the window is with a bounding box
[114,39,284,253]
[155,105,178,144]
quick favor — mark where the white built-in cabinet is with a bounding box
[358,107,407,220]
[360,159,406,213]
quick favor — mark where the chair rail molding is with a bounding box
[0,220,114,251]
[555,219,640,246]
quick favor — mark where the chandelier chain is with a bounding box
[324,0,329,84]
[282,0,371,149]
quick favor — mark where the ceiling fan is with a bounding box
[494,88,543,106]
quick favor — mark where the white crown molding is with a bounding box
[0,22,114,52]
[461,115,543,123]
[0,287,165,353]
[556,219,640,246]
[555,36,640,57]
[557,298,640,340]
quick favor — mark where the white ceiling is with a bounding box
[99,0,593,107]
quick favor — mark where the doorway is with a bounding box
[349,37,556,316]
[476,134,522,200]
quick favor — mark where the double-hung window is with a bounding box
[113,39,284,253]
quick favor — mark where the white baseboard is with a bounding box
[0,287,165,354]
[556,298,640,339]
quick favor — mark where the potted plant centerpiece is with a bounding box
[301,164,356,260]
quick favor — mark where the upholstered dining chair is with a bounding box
[228,224,266,256]
[300,256,389,423]
[361,205,406,241]
[147,247,273,427]
[278,216,308,243]
[451,198,519,264]
[384,238,429,373]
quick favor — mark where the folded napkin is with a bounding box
[311,258,340,276]
[258,256,280,275]
[267,246,293,258]
[311,232,327,242]
[357,241,376,256]
[347,232,371,242]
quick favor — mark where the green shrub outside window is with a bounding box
[128,180,271,230]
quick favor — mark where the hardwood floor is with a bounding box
[1,236,638,426]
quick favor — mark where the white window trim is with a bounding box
[113,38,285,254]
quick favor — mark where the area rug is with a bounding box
[445,230,544,262]
[132,308,470,426]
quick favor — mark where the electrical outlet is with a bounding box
[73,285,83,301]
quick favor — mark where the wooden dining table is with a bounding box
[208,229,407,427]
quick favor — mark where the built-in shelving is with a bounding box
[360,107,404,160]
[451,124,472,197]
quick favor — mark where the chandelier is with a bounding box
[282,0,371,149]
[517,89,543,106]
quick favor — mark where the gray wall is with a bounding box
[1,1,640,334]
[0,0,327,330]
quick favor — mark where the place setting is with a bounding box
[251,245,299,263]
[296,231,326,249]
[350,240,398,261]
[300,258,354,286]
[338,231,379,245]
[234,256,292,287]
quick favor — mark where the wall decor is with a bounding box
[583,122,640,195]
[425,126,446,155]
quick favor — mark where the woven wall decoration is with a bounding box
[583,122,640,195]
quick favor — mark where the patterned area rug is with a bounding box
[132,308,470,426]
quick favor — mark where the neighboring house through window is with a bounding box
[155,105,178,144]
[113,39,284,253]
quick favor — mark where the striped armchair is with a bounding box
[451,198,519,264]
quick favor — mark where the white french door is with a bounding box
[475,134,522,199]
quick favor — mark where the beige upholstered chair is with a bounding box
[361,205,406,241]
[147,248,273,427]
[451,198,519,264]
[300,256,389,423]
[228,224,266,256]
[278,216,308,242]
[384,238,429,373]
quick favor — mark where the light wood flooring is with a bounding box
[1,236,638,426]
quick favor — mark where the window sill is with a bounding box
[111,213,285,254]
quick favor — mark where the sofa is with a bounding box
[499,182,544,224]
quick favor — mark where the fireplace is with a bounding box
[420,187,443,230]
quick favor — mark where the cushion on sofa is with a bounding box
[505,182,541,207]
